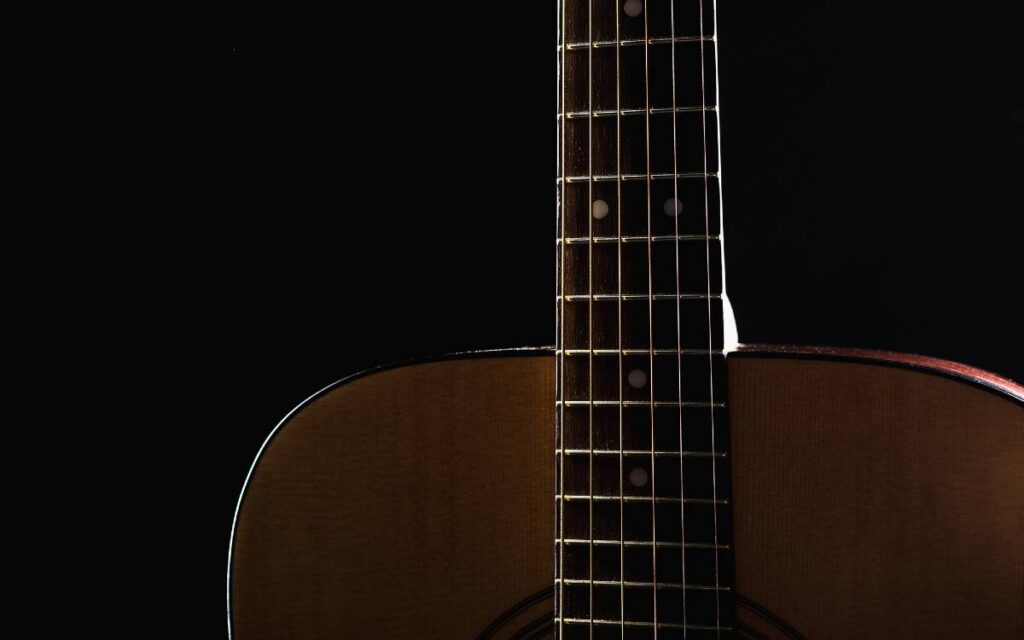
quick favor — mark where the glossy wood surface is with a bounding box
[729,350,1024,639]
[229,350,1023,639]
[229,355,555,639]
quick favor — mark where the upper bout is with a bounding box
[727,345,1024,640]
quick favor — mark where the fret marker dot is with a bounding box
[624,0,643,18]
[592,199,609,220]
[664,198,682,217]
[628,368,648,389]
[629,467,649,488]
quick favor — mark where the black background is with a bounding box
[220,1,1021,627]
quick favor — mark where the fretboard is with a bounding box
[555,1,735,637]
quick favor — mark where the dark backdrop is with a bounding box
[220,1,1022,625]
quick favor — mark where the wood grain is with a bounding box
[229,355,555,639]
[729,352,1024,639]
[230,349,1023,638]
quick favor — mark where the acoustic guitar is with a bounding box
[228,2,1024,638]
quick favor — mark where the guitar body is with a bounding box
[228,347,1024,639]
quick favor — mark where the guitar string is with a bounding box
[557,0,567,636]
[698,0,723,635]
[615,1,625,637]
[587,0,595,635]
[668,0,689,635]
[641,1,659,636]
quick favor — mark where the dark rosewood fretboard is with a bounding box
[555,1,735,638]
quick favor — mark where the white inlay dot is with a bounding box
[664,197,682,217]
[629,467,649,488]
[624,0,644,18]
[627,368,648,389]
[592,199,610,220]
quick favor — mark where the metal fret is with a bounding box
[560,234,719,244]
[556,0,733,632]
[558,495,728,504]
[558,539,729,550]
[558,400,725,407]
[560,171,717,183]
[560,450,726,458]
[559,348,723,355]
[558,618,733,631]
[560,106,716,119]
[559,293,721,301]
[559,35,715,51]
[558,578,730,591]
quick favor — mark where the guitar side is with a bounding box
[228,347,1024,639]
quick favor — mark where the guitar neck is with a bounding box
[555,0,735,635]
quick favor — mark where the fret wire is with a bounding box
[557,495,728,504]
[559,294,721,301]
[559,619,733,631]
[558,400,725,407]
[560,106,716,119]
[560,450,727,457]
[558,579,731,591]
[560,171,717,183]
[558,539,730,549]
[559,348,723,355]
[559,35,715,51]
[559,234,719,244]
